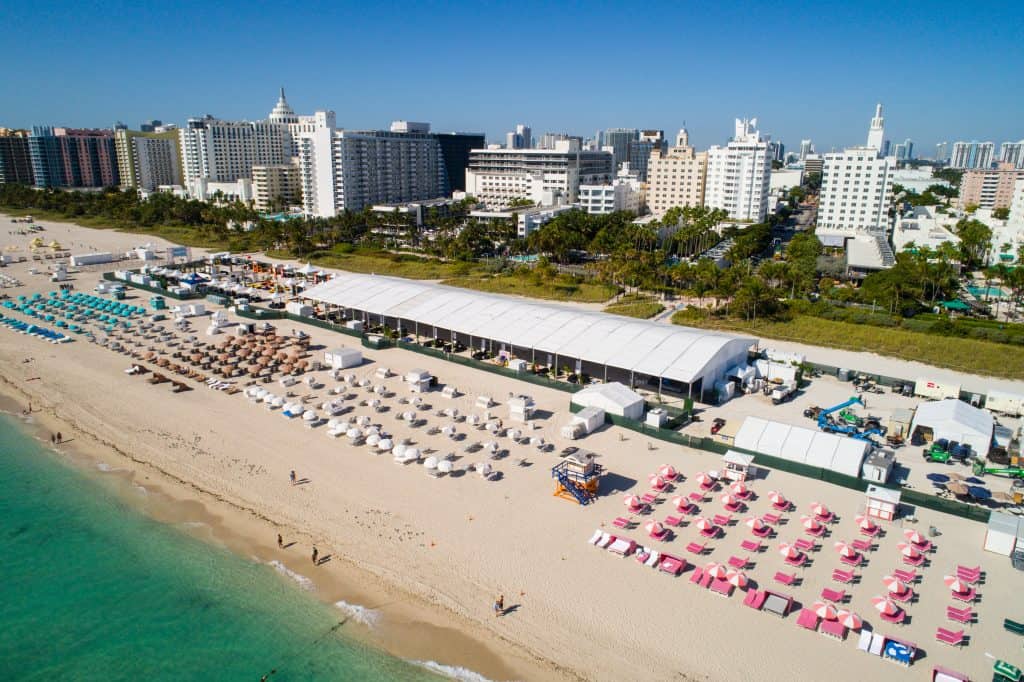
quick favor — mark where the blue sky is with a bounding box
[3,1,1022,154]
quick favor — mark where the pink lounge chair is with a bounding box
[689,567,705,584]
[658,553,686,576]
[772,500,791,512]
[815,510,836,524]
[935,628,965,647]
[596,533,616,549]
[664,515,684,527]
[820,620,847,640]
[612,517,632,529]
[794,538,817,552]
[723,501,744,513]
[785,553,808,568]
[710,578,734,597]
[751,524,772,538]
[649,526,671,542]
[699,571,714,589]
[686,541,706,555]
[625,502,648,515]
[712,513,732,527]
[607,537,637,556]
[851,539,872,553]
[728,555,749,569]
[640,492,658,505]
[951,587,977,603]
[880,609,905,625]
[796,608,820,631]
[688,492,705,503]
[699,525,721,539]
[890,586,914,603]
[762,513,782,525]
[774,570,797,586]
[804,525,826,538]
[946,605,973,624]
[740,539,762,553]
[734,489,754,501]
[892,568,916,583]
[911,539,932,553]
[859,524,880,538]
[743,589,767,610]
[674,500,696,515]
[831,568,855,584]
[699,480,716,492]
[821,587,846,603]
[956,565,981,583]
[840,553,863,567]
[902,553,925,567]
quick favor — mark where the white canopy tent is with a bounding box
[909,399,993,457]
[301,273,754,399]
[734,416,870,478]
[570,382,645,420]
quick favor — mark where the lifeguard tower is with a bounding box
[551,449,603,505]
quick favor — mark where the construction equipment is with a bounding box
[817,396,884,443]
[924,439,952,464]
[972,459,1024,481]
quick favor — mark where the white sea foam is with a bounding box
[409,660,494,682]
[268,560,314,591]
[132,483,148,496]
[95,462,113,472]
[333,599,380,627]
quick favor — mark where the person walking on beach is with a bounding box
[311,546,319,565]
[493,594,504,617]
[277,533,283,548]
[56,432,62,444]
[289,470,296,485]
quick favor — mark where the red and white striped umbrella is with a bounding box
[745,517,766,531]
[810,502,829,517]
[695,517,713,531]
[871,596,899,616]
[623,494,641,508]
[768,490,786,505]
[896,542,921,559]
[649,474,667,490]
[726,570,748,588]
[670,495,687,510]
[720,493,739,507]
[836,609,863,630]
[854,515,876,530]
[644,520,664,535]
[695,472,713,487]
[778,542,798,559]
[658,464,678,481]
[705,562,727,580]
[812,601,838,620]
[882,575,906,594]
[943,575,969,593]
[904,528,925,545]
[800,515,822,530]
[834,541,856,558]
[730,481,748,495]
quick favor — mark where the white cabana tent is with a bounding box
[324,347,362,369]
[734,416,870,478]
[909,399,993,457]
[570,382,645,420]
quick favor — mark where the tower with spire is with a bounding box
[866,103,885,155]
[269,88,298,125]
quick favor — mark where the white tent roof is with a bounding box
[909,399,993,456]
[735,417,870,477]
[302,273,755,385]
[572,382,644,409]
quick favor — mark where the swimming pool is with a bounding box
[967,286,1005,298]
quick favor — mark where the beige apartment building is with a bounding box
[958,162,1024,210]
[252,162,301,211]
[646,129,707,217]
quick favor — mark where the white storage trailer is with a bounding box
[324,347,362,369]
[70,252,114,267]
[986,389,1024,417]
[914,378,960,400]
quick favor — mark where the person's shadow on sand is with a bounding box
[316,554,332,565]
[500,604,520,616]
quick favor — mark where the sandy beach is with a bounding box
[2,213,1023,682]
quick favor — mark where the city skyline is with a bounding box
[2,1,1023,154]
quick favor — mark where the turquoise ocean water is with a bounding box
[0,414,441,681]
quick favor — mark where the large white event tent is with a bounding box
[909,399,993,457]
[734,416,870,477]
[301,273,754,400]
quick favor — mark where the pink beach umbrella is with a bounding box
[809,502,830,517]
[778,542,798,559]
[800,515,822,531]
[729,481,749,496]
[705,562,728,580]
[854,514,876,531]
[670,495,688,511]
[649,474,667,491]
[897,543,921,559]
[904,529,926,545]
[943,575,969,594]
[695,472,714,487]
[812,601,838,620]
[726,570,748,588]
[836,609,863,630]
[768,490,787,506]
[623,494,641,509]
[658,464,678,481]
[745,517,767,531]
[720,493,739,507]
[834,541,856,558]
[882,576,906,594]
[694,517,713,532]
[871,596,899,616]
[644,520,665,535]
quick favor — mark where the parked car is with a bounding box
[710,418,726,435]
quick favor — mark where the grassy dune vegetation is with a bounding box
[603,294,665,319]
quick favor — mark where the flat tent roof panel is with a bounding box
[734,417,769,452]
[518,309,577,348]
[806,433,841,469]
[534,316,602,356]
[757,421,792,457]
[635,333,701,381]
[779,427,815,464]
[615,327,678,371]
[832,439,869,477]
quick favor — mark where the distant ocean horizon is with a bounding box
[0,413,450,681]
